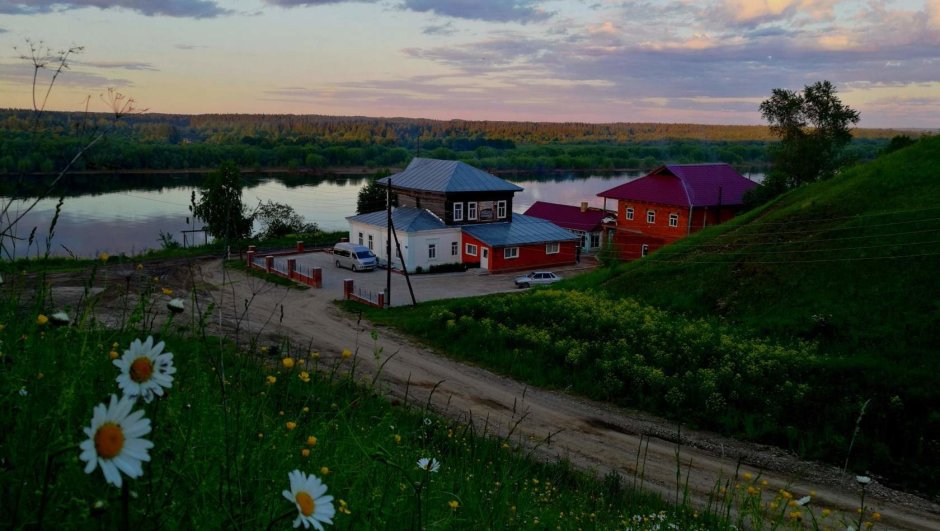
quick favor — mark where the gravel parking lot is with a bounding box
[278,251,596,307]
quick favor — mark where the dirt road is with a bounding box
[50,258,940,529]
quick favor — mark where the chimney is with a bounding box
[580,201,588,213]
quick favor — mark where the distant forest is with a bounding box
[0,110,904,175]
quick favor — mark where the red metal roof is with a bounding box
[597,164,758,207]
[523,202,610,232]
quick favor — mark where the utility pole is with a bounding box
[386,176,392,308]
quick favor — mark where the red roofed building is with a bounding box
[523,201,613,254]
[597,164,758,260]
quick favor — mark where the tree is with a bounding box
[253,200,317,239]
[193,161,253,242]
[356,169,396,214]
[759,81,860,189]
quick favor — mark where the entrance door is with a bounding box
[481,248,489,270]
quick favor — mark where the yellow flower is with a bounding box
[299,371,310,383]
[747,486,759,496]
[872,512,881,522]
[310,351,320,359]
[266,375,277,385]
[99,252,109,262]
[282,357,295,369]
[37,314,49,326]
[742,472,753,481]
[109,350,119,360]
[161,287,173,296]
[780,489,793,499]
[338,499,351,515]
[821,508,831,518]
[286,421,297,431]
[302,406,309,413]
[394,434,401,444]
[306,436,317,447]
[448,500,459,510]
[761,479,769,487]
[341,349,352,359]
[789,510,802,521]
[301,449,310,458]
[320,466,330,475]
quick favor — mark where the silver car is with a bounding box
[514,271,560,288]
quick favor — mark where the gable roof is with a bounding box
[461,214,578,247]
[378,158,523,193]
[347,207,447,233]
[523,201,610,232]
[597,163,758,207]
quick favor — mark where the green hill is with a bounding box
[591,135,940,362]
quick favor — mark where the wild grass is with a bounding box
[1,263,726,530]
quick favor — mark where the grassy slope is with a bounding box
[584,136,940,362]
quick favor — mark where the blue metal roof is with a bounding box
[347,207,447,233]
[378,158,523,193]
[461,214,578,247]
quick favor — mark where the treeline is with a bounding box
[1,109,894,176]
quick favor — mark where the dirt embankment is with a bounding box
[41,257,940,530]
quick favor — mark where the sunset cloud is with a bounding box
[0,0,230,18]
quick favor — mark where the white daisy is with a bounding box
[114,336,176,403]
[167,298,185,314]
[282,470,335,530]
[78,394,153,488]
[417,457,440,473]
[856,475,871,485]
[796,495,811,506]
[50,311,71,326]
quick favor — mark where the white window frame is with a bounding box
[367,234,374,250]
[428,242,437,260]
[625,207,634,221]
[497,200,507,219]
[468,201,478,221]
[466,243,478,256]
[641,244,649,257]
[451,241,458,256]
[546,242,560,255]
[453,202,463,222]
[647,210,656,224]
[669,213,679,228]
[504,247,519,259]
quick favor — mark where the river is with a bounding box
[0,171,761,259]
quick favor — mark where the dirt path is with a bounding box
[47,258,940,529]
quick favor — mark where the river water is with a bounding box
[0,171,760,259]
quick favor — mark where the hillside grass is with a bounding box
[356,137,940,495]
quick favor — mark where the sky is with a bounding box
[0,0,938,127]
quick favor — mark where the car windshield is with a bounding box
[356,251,374,259]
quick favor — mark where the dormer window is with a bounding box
[497,200,507,219]
[468,202,478,220]
[453,202,463,222]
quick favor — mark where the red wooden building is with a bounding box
[461,214,579,273]
[598,164,758,260]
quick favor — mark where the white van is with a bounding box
[333,243,377,271]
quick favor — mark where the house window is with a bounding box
[546,242,559,254]
[669,213,679,228]
[468,202,478,220]
[497,200,507,219]
[590,233,600,248]
[641,244,649,257]
[466,243,478,256]
[358,232,363,245]
[625,207,634,220]
[451,241,458,256]
[646,210,656,224]
[428,243,437,260]
[367,234,374,250]
[453,202,463,222]
[504,247,519,259]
